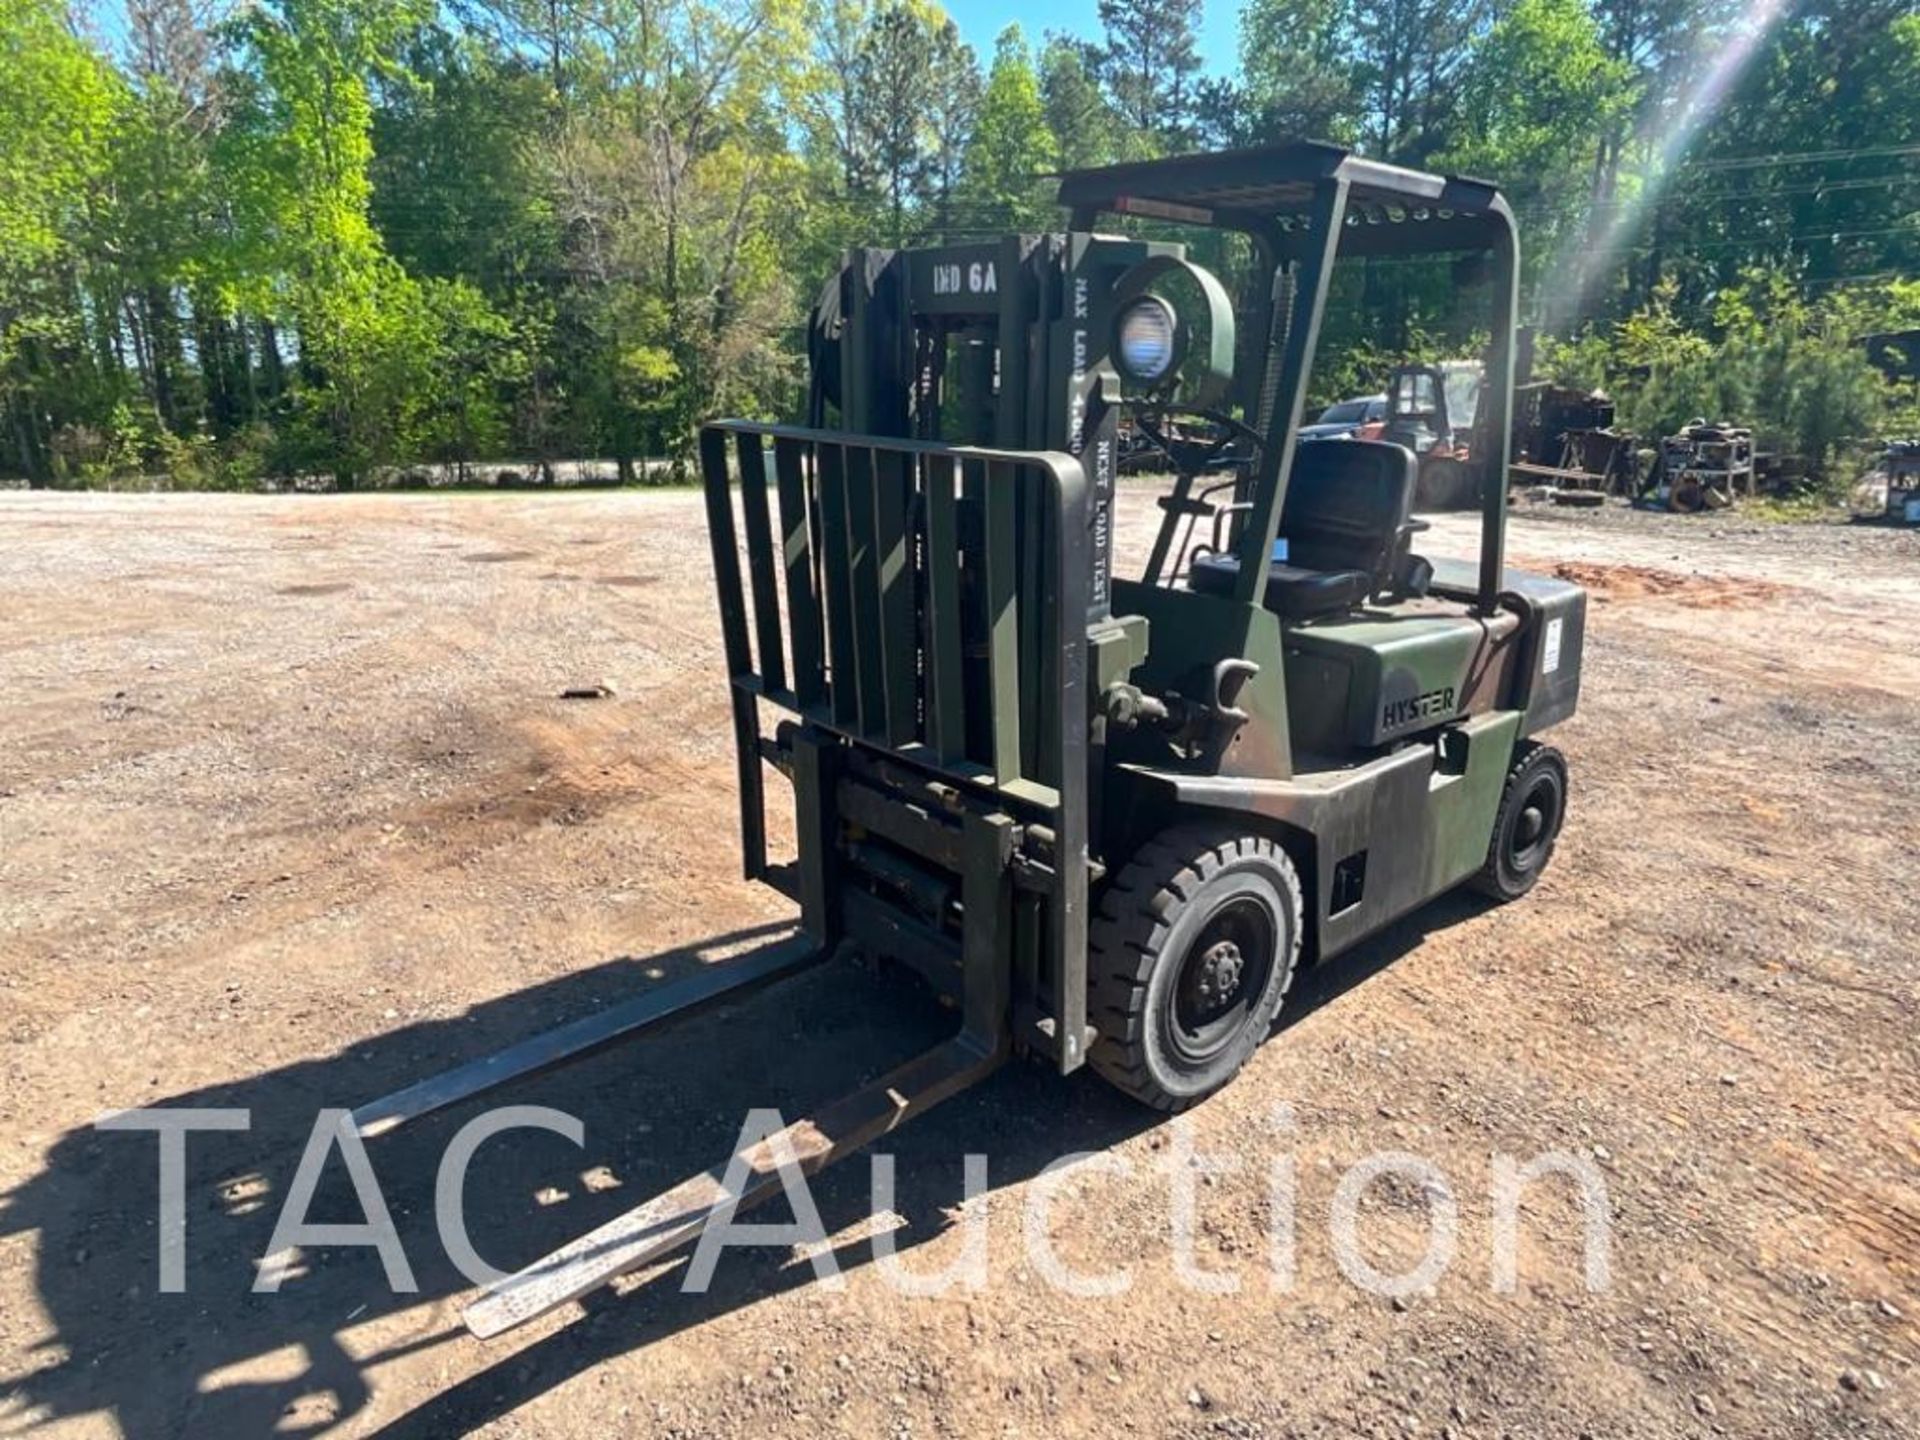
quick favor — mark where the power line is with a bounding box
[1682,142,1920,172]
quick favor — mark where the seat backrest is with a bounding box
[1281,440,1417,578]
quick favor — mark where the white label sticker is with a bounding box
[1542,617,1564,675]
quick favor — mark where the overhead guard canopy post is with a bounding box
[1477,197,1521,615]
[1233,176,1348,610]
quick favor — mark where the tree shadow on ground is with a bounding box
[0,893,1491,1439]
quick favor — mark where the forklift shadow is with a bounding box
[366,896,1488,1438]
[0,921,1153,1440]
[368,1059,1155,1439]
[0,893,1469,1439]
[1281,886,1494,1029]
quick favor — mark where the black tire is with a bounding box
[1088,826,1304,1112]
[1470,741,1568,901]
[1417,456,1478,510]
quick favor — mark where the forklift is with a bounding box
[1377,358,1489,508]
[352,141,1585,1338]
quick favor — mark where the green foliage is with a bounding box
[1309,323,1463,413]
[1530,271,1899,476]
[1612,279,1713,372]
[227,0,448,485]
[1712,271,1890,468]
[414,278,523,470]
[959,28,1056,232]
[369,32,555,287]
[850,1,975,243]
[1531,330,1613,393]
[4,0,1920,489]
[1095,0,1203,142]
[1039,39,1122,170]
[0,0,117,285]
[1440,0,1630,276]
[1238,0,1359,144]
[0,0,118,473]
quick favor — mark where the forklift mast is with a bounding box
[818,234,1195,623]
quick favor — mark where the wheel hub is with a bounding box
[1192,940,1245,1011]
[1506,771,1561,871]
[1166,891,1281,1069]
[1517,804,1545,846]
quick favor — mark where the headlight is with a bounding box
[1114,296,1180,386]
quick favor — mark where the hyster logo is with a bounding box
[1382,686,1455,731]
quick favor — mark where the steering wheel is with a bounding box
[1125,401,1266,478]
[1126,401,1271,587]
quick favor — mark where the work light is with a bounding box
[1114,295,1181,386]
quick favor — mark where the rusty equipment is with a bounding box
[1509,384,1637,497]
[1646,421,1755,511]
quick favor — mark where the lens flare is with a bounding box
[1548,0,1795,324]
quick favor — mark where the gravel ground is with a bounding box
[0,488,1914,1439]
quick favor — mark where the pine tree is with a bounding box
[1237,0,1360,145]
[1040,38,1121,170]
[1096,0,1205,146]
[960,27,1058,232]
[852,1,947,244]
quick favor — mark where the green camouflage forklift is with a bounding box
[353,141,1585,1338]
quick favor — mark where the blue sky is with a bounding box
[941,0,1243,77]
[78,0,1246,76]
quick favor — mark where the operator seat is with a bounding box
[1186,440,1430,620]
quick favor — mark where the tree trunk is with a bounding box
[125,295,154,400]
[144,284,184,431]
[195,294,238,436]
[259,320,287,398]
[8,393,50,485]
[1641,200,1665,310]
[88,277,121,378]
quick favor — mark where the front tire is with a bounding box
[1471,741,1568,901]
[1088,826,1304,1112]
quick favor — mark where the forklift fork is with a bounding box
[463,1032,1003,1337]
[349,810,1020,1338]
[348,934,830,1140]
[350,422,1089,1338]
[457,805,1019,1338]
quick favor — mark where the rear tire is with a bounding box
[1470,741,1568,901]
[1417,456,1478,510]
[1088,826,1303,1112]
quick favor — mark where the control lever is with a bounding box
[1209,658,1258,727]
[1100,659,1258,754]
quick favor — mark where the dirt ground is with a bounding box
[0,487,1915,1440]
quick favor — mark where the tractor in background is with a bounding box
[1375,359,1488,508]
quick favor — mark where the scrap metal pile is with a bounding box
[1509,383,1638,504]
[1644,420,1755,512]
[1855,439,1920,524]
